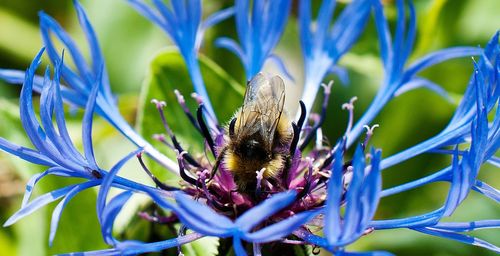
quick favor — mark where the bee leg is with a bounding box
[197,105,217,158]
[207,147,227,182]
[136,152,180,191]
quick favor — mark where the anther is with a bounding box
[152,133,174,149]
[362,124,379,150]
[190,92,203,105]
[174,90,201,132]
[192,92,220,130]
[151,99,166,109]
[320,80,333,109]
[342,96,358,135]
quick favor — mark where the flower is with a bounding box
[299,0,372,116]
[127,0,234,125]
[0,0,498,255]
[0,47,145,246]
[0,0,177,172]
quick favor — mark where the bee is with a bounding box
[220,73,293,192]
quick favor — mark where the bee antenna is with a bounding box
[197,105,216,158]
[229,118,237,137]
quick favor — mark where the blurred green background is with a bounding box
[0,0,498,255]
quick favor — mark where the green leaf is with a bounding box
[136,48,244,179]
[187,236,219,256]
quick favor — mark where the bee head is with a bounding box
[237,138,269,161]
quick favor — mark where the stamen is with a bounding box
[152,133,174,149]
[315,127,323,150]
[137,151,179,191]
[362,124,379,150]
[299,83,333,150]
[196,169,212,197]
[255,168,266,197]
[192,92,219,129]
[151,99,201,167]
[175,150,198,186]
[197,105,216,157]
[190,92,204,105]
[208,147,227,182]
[174,90,201,132]
[342,96,358,135]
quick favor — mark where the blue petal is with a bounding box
[336,251,395,256]
[4,184,80,227]
[73,0,114,102]
[101,191,134,245]
[202,7,234,30]
[215,37,246,66]
[243,210,319,243]
[341,146,365,241]
[412,227,500,253]
[233,236,247,256]
[97,148,142,221]
[325,147,344,244]
[430,220,500,232]
[49,180,100,246]
[395,77,453,102]
[174,192,235,236]
[329,0,370,56]
[268,54,295,82]
[21,167,79,207]
[370,208,444,229]
[329,65,350,86]
[39,11,92,90]
[0,137,55,166]
[0,69,44,91]
[82,68,101,170]
[472,180,500,203]
[404,47,482,81]
[235,190,297,232]
[371,0,393,69]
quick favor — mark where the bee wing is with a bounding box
[237,73,285,149]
